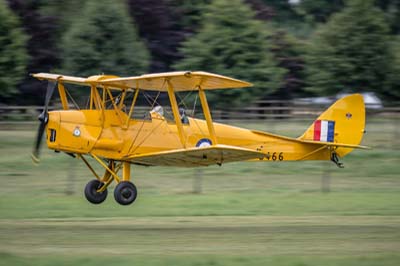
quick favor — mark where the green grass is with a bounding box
[1,254,400,266]
[0,119,399,265]
[0,216,400,265]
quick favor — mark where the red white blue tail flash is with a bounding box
[313,120,335,142]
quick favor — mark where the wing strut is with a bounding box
[57,82,69,110]
[167,80,187,148]
[198,86,217,145]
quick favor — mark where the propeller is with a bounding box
[31,81,57,163]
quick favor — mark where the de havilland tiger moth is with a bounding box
[31,71,368,205]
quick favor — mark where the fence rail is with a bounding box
[1,103,399,122]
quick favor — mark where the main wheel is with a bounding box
[84,179,108,204]
[114,181,137,205]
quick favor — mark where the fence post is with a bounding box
[193,168,203,194]
[65,159,76,195]
[321,163,331,193]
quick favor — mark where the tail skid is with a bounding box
[294,139,369,167]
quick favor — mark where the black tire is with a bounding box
[114,181,137,205]
[84,179,108,204]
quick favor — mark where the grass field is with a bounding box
[0,118,399,266]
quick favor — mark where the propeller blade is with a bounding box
[31,81,57,163]
[44,81,56,113]
[31,120,46,163]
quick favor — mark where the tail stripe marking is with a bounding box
[313,120,321,141]
[320,120,328,141]
[313,120,335,142]
[327,121,335,142]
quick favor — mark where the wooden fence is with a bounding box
[0,101,399,122]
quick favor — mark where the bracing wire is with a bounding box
[64,86,80,110]
[127,81,165,154]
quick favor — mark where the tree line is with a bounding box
[1,0,399,107]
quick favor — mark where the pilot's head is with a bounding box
[151,105,164,116]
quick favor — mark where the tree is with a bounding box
[0,0,28,100]
[167,0,211,33]
[387,36,400,99]
[61,0,149,78]
[245,0,275,21]
[376,0,400,34]
[295,0,344,23]
[6,0,60,104]
[173,0,285,108]
[270,30,306,99]
[251,0,300,22]
[305,0,396,99]
[127,0,185,72]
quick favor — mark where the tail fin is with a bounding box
[299,94,366,157]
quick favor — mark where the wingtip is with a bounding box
[359,145,372,150]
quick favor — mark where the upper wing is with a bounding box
[101,71,252,91]
[32,73,125,89]
[32,73,88,86]
[125,144,265,167]
[32,71,252,92]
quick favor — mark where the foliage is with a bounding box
[0,0,28,100]
[305,0,397,98]
[376,0,400,34]
[295,0,344,23]
[61,0,149,78]
[3,0,400,104]
[39,0,88,31]
[270,30,306,98]
[258,0,298,22]
[296,0,400,32]
[245,0,275,21]
[174,0,285,108]
[168,0,211,32]
[127,0,185,72]
[387,36,400,99]
[6,0,61,105]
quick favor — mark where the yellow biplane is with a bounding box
[31,71,368,205]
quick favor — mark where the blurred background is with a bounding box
[0,0,399,266]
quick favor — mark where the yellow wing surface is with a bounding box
[32,71,252,91]
[126,145,265,167]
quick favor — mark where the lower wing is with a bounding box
[125,145,266,167]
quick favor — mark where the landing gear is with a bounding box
[84,179,108,204]
[114,181,138,205]
[80,156,137,205]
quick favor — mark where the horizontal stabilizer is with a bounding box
[126,145,265,167]
[299,140,370,150]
